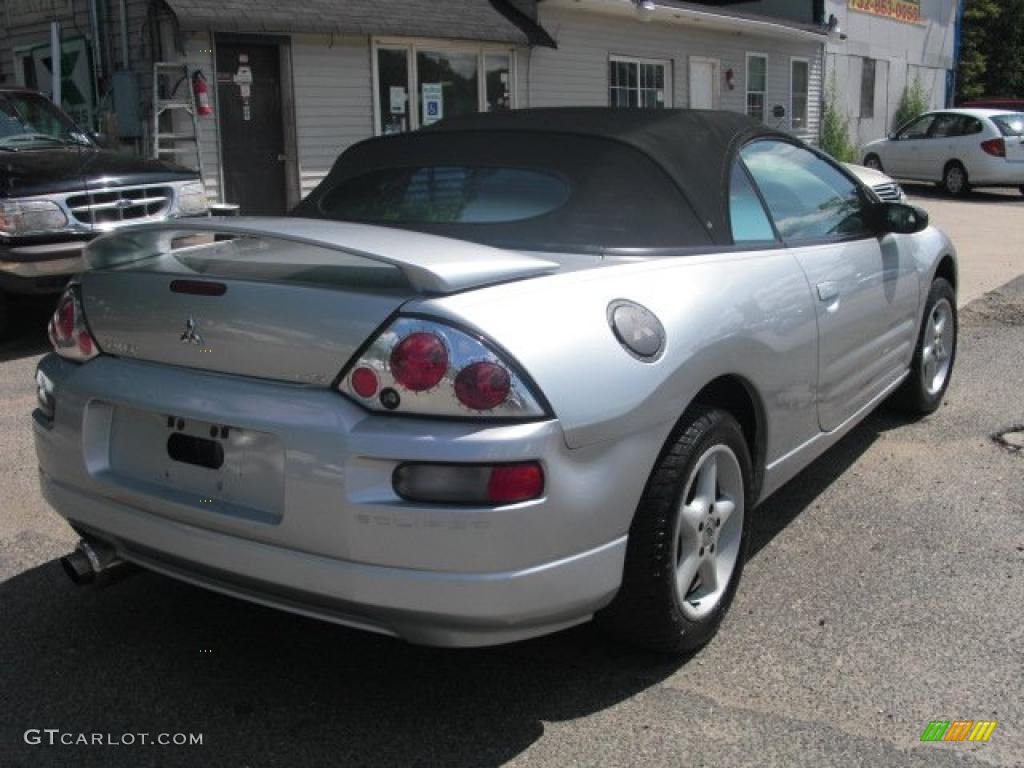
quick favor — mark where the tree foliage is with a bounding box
[821,73,857,163]
[957,0,1024,101]
[894,76,930,131]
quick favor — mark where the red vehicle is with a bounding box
[960,98,1024,111]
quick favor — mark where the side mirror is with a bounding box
[90,131,111,148]
[873,202,928,235]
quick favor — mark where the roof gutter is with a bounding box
[544,0,829,43]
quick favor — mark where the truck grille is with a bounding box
[871,182,904,202]
[66,186,172,227]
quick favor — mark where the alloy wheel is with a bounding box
[672,445,745,620]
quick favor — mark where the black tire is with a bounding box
[0,290,8,339]
[942,162,969,196]
[598,405,753,655]
[893,278,957,415]
[864,154,883,172]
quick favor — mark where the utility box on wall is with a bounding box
[111,70,141,138]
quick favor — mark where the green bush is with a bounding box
[893,75,930,133]
[820,73,857,163]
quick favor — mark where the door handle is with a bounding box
[817,281,840,302]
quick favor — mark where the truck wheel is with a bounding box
[599,405,752,655]
[893,278,957,415]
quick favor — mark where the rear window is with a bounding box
[303,132,710,252]
[992,114,1024,136]
[321,167,569,224]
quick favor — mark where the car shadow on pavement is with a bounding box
[0,295,55,363]
[748,407,907,558]
[0,409,906,768]
[903,182,1023,204]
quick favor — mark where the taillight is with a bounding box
[981,138,1006,157]
[393,462,545,505]
[390,332,448,391]
[47,286,100,362]
[337,317,546,419]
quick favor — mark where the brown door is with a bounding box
[215,38,287,215]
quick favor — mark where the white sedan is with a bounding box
[863,108,1024,196]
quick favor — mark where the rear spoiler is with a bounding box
[83,217,560,294]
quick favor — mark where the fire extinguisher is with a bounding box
[192,70,213,117]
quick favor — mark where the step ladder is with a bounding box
[151,62,205,185]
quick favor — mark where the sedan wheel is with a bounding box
[599,405,752,655]
[893,277,957,414]
[864,154,883,172]
[943,163,968,196]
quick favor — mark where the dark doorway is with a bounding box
[215,37,287,215]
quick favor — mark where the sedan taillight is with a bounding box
[337,317,546,419]
[981,138,1006,157]
[48,286,100,362]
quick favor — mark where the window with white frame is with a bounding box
[746,53,767,122]
[790,58,809,131]
[608,56,671,109]
[373,41,514,135]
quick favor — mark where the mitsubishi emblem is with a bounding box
[180,314,203,345]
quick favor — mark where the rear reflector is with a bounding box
[393,462,544,505]
[981,138,1006,157]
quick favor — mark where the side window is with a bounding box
[740,141,870,242]
[897,114,934,140]
[729,161,776,243]
[929,114,961,138]
[959,117,983,136]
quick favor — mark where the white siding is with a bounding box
[530,6,823,142]
[180,33,223,204]
[291,35,374,197]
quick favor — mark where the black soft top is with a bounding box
[296,108,789,250]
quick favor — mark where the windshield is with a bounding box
[0,91,93,149]
[992,113,1024,137]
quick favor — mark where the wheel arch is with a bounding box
[683,374,767,502]
[934,253,957,292]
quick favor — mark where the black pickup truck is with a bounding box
[1,87,208,333]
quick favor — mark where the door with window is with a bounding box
[739,141,920,431]
[216,38,287,214]
[888,113,936,178]
[689,57,719,110]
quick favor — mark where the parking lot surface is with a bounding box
[0,197,1022,767]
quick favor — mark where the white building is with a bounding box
[824,0,960,146]
[3,0,830,213]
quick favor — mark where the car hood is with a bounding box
[0,147,197,197]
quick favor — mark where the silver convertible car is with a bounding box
[34,109,958,654]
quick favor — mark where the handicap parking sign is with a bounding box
[422,83,444,125]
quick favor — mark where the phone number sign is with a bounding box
[848,0,921,23]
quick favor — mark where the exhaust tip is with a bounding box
[60,549,96,585]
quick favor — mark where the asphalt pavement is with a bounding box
[0,199,1021,767]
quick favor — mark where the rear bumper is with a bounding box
[41,471,625,646]
[966,157,1024,186]
[33,354,649,646]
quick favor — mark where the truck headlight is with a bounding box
[176,182,209,215]
[0,200,69,236]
